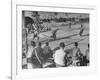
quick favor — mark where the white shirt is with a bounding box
[27,46,35,58]
[54,48,66,66]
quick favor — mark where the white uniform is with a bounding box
[54,48,66,66]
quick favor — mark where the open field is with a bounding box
[26,22,89,56]
[36,22,89,52]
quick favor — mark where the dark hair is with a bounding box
[46,42,49,46]
[60,42,65,48]
[31,41,36,47]
[74,42,78,47]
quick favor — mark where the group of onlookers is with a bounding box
[23,41,89,69]
[26,41,52,68]
[53,42,89,67]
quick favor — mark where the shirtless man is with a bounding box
[71,42,82,66]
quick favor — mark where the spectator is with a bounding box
[27,41,36,69]
[77,44,89,66]
[53,42,66,67]
[43,42,52,60]
[35,42,44,65]
[72,42,82,58]
[51,28,59,40]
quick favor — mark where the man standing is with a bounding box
[79,24,84,36]
[85,44,90,65]
[71,42,82,66]
[72,42,82,57]
[35,42,44,65]
[53,42,66,67]
[27,41,36,69]
[52,28,59,40]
